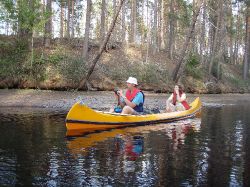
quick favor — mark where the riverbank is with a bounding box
[1,89,250,113]
[1,38,250,94]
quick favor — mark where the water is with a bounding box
[0,101,250,186]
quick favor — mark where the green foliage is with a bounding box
[140,62,169,84]
[109,60,169,85]
[185,53,203,79]
[0,37,29,78]
[227,76,247,88]
[0,0,51,35]
[0,41,87,83]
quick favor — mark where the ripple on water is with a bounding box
[0,151,17,186]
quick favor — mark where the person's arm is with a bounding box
[119,96,126,107]
[118,91,136,108]
[167,93,173,102]
[178,93,187,102]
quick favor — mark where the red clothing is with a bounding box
[173,91,190,110]
[126,88,141,101]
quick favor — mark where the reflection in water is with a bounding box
[1,102,250,186]
[65,119,201,186]
[47,147,60,186]
[67,119,200,156]
[115,135,144,161]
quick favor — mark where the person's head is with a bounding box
[126,77,138,90]
[174,84,184,93]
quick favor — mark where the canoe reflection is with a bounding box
[170,122,196,150]
[66,119,201,156]
[114,135,144,161]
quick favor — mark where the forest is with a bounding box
[0,0,250,93]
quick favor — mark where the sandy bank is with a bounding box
[1,89,250,112]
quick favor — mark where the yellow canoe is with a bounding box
[66,97,202,132]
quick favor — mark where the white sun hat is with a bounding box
[126,77,138,85]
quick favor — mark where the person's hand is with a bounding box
[117,90,124,97]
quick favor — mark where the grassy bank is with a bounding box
[0,36,249,93]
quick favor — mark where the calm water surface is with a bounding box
[0,99,250,186]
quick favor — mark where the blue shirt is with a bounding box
[120,92,144,106]
[131,92,144,106]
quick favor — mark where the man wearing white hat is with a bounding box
[112,77,144,114]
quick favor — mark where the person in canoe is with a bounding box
[166,84,190,112]
[110,77,144,114]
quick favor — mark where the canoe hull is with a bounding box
[66,97,202,131]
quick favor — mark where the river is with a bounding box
[0,92,249,186]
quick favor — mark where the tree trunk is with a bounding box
[82,0,92,60]
[141,0,145,46]
[243,5,250,80]
[172,4,201,82]
[233,5,240,65]
[208,0,222,75]
[229,2,233,64]
[112,0,117,41]
[168,0,175,59]
[71,0,75,38]
[152,0,158,54]
[66,0,71,38]
[191,0,197,53]
[100,0,106,47]
[60,2,64,38]
[130,0,136,43]
[121,0,126,42]
[44,0,52,47]
[200,0,207,66]
[78,0,125,90]
[160,0,165,50]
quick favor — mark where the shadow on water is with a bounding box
[1,101,250,186]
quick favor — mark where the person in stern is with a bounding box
[110,77,144,115]
[166,84,190,112]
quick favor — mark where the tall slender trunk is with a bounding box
[152,0,158,54]
[44,0,52,47]
[233,4,240,64]
[229,2,233,63]
[71,0,75,38]
[82,0,92,60]
[201,0,207,65]
[168,0,175,59]
[243,5,250,80]
[208,0,222,75]
[121,1,126,43]
[66,0,71,38]
[130,0,136,43]
[100,0,106,47]
[191,0,197,53]
[160,0,165,50]
[60,2,64,38]
[141,0,145,45]
[112,0,117,41]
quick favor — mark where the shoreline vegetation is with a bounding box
[1,37,249,94]
[0,1,249,94]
